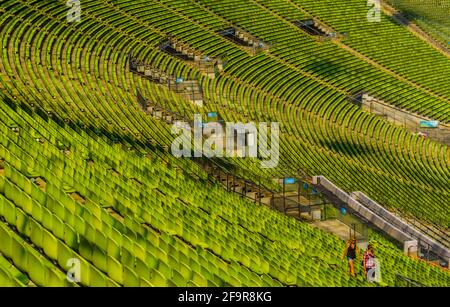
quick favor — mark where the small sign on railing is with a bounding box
[419,120,439,128]
[284,177,296,184]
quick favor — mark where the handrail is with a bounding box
[313,175,449,267]
[394,274,426,287]
[352,191,450,261]
[389,208,449,249]
[313,176,413,244]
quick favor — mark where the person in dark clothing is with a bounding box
[342,238,359,277]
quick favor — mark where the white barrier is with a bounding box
[352,191,450,261]
[313,176,415,254]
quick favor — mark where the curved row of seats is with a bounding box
[0,97,348,287]
[1,0,449,286]
[1,97,449,286]
[1,0,448,227]
[384,0,450,50]
[96,2,446,226]
[289,0,450,100]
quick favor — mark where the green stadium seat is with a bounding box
[64,224,79,250]
[107,255,123,285]
[2,194,16,226]
[27,252,46,286]
[15,207,30,237]
[123,265,140,287]
[92,246,108,274]
[88,266,108,287]
[79,237,93,262]
[42,228,59,261]
[149,269,167,287]
[11,237,27,274]
[139,277,153,287]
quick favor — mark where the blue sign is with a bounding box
[419,120,439,128]
[284,178,295,185]
[176,77,184,84]
[207,112,218,118]
[340,207,347,215]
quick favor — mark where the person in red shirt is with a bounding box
[363,244,376,281]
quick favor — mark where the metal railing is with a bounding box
[395,274,426,287]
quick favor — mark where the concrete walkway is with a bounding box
[311,219,362,241]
